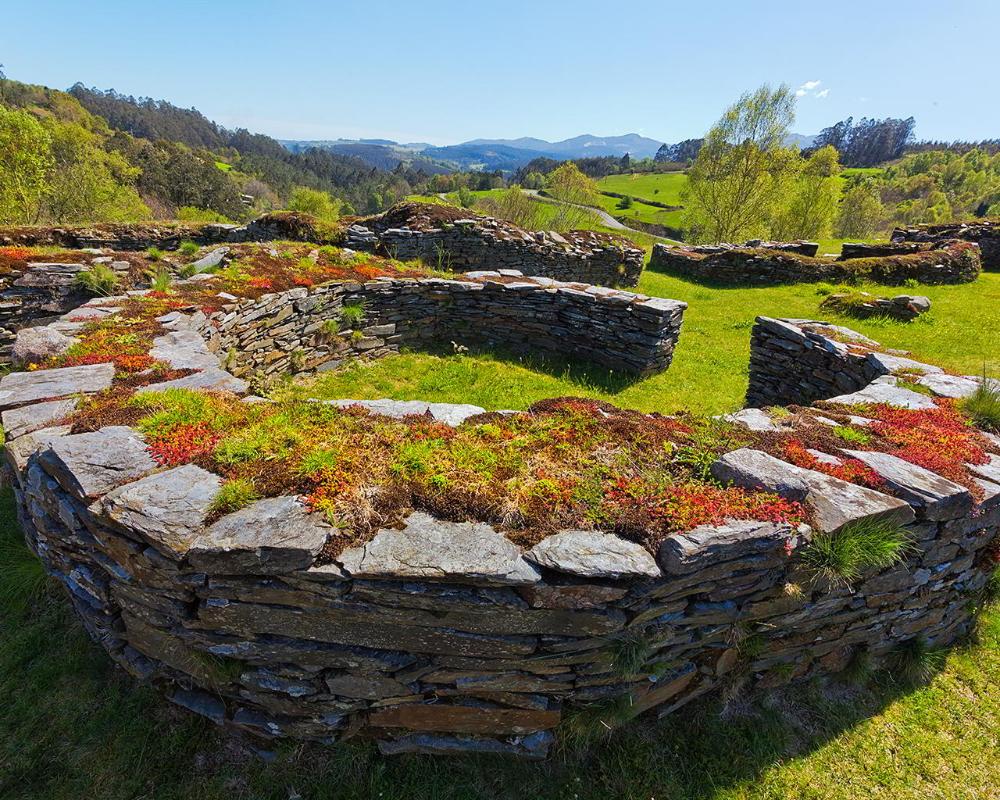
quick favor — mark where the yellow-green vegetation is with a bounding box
[1,483,998,799]
[597,171,689,206]
[299,272,1000,415]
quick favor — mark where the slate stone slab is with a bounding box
[827,380,938,410]
[338,512,540,585]
[1,397,77,440]
[367,702,560,735]
[526,530,660,579]
[148,330,220,371]
[36,426,157,500]
[917,373,998,399]
[711,448,914,533]
[658,520,794,575]
[723,408,781,431]
[135,367,248,395]
[3,425,72,482]
[842,449,973,520]
[325,399,486,427]
[189,496,331,574]
[378,731,553,758]
[96,464,222,559]
[0,363,114,410]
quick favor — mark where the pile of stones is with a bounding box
[1,298,997,756]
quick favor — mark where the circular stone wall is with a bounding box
[1,300,997,757]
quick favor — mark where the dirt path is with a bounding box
[521,189,677,242]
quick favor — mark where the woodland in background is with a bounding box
[1,77,999,242]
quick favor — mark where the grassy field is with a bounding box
[292,271,1000,416]
[2,481,998,800]
[597,171,689,206]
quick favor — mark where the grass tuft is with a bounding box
[802,517,911,584]
[608,632,654,677]
[886,637,946,686]
[74,264,120,297]
[339,302,365,328]
[208,479,261,516]
[0,520,50,613]
[961,374,1000,431]
[558,694,637,752]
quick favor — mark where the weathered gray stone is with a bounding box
[0,362,114,410]
[96,464,222,559]
[1,397,77,440]
[324,673,411,699]
[712,448,915,532]
[325,399,485,426]
[378,731,553,758]
[36,426,157,500]
[11,326,76,366]
[827,380,938,410]
[148,330,220,371]
[917,373,998,399]
[723,408,781,431]
[168,689,226,725]
[842,450,973,520]
[189,496,331,574]
[338,512,540,585]
[658,520,794,575]
[865,351,943,375]
[526,530,660,579]
[188,247,229,273]
[136,367,248,394]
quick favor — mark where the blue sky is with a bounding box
[3,0,996,145]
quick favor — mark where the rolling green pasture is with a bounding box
[597,171,689,206]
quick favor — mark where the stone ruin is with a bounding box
[892,220,1000,271]
[648,239,982,285]
[344,202,645,287]
[1,280,997,756]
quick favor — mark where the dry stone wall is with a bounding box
[649,240,981,285]
[195,271,686,378]
[892,220,1000,271]
[345,217,645,287]
[1,302,997,756]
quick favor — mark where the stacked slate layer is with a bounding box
[193,271,686,378]
[648,240,981,285]
[892,220,1000,271]
[344,214,645,288]
[1,303,997,756]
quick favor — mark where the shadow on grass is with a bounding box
[0,485,966,800]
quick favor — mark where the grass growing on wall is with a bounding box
[1,486,999,799]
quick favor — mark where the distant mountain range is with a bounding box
[280,132,817,174]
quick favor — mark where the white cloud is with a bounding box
[795,80,825,99]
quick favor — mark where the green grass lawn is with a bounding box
[1,481,998,800]
[597,171,689,206]
[292,271,1000,416]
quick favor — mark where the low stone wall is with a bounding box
[649,240,981,285]
[345,211,645,288]
[197,272,686,379]
[893,220,1000,271]
[0,213,337,251]
[2,307,997,756]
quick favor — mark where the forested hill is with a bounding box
[44,84,438,218]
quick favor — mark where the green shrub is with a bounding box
[149,265,172,293]
[617,195,634,210]
[802,518,911,584]
[146,246,165,262]
[208,479,260,516]
[73,264,120,296]
[177,206,234,224]
[178,240,199,257]
[339,302,365,327]
[320,318,341,338]
[960,374,1000,431]
[456,186,475,209]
